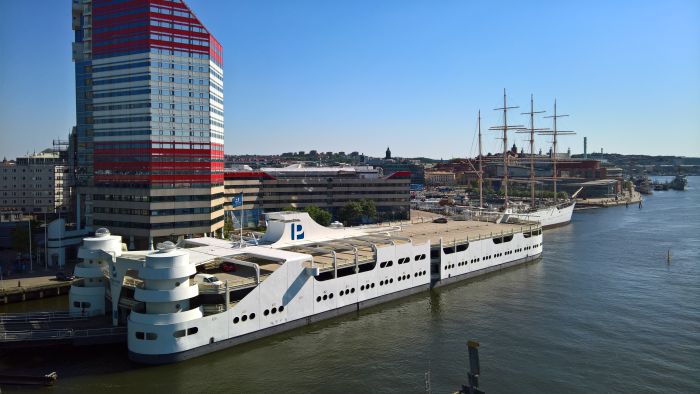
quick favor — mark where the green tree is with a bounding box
[359,199,377,221]
[223,213,234,239]
[11,226,30,255]
[304,205,332,226]
[340,201,364,226]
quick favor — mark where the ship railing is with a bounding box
[0,311,89,324]
[0,327,127,342]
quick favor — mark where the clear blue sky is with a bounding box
[1,0,699,160]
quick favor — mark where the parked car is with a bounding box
[432,217,448,224]
[56,271,75,281]
[219,262,236,272]
[193,273,222,286]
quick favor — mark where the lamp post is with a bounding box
[44,207,49,270]
[28,217,33,272]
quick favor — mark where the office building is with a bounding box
[224,165,411,227]
[0,152,68,214]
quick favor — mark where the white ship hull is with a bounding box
[507,201,575,229]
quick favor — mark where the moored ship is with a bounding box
[66,211,543,364]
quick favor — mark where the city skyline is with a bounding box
[1,0,699,160]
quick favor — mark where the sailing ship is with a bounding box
[470,91,578,229]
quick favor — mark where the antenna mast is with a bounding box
[489,89,523,211]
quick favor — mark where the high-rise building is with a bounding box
[71,0,224,249]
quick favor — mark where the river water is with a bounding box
[2,177,699,393]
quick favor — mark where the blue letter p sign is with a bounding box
[291,223,304,240]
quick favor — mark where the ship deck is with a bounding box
[116,219,540,296]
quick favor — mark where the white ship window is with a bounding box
[242,315,248,322]
[279,306,284,312]
[135,332,145,340]
[350,288,355,293]
[316,296,322,302]
[264,309,270,315]
[73,302,80,308]
[173,330,186,338]
[370,283,375,289]
[340,290,345,296]
[250,313,256,320]
[233,317,240,324]
[146,333,157,340]
[322,295,328,301]
[187,327,198,335]
[271,307,277,314]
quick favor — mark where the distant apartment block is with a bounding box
[71,0,224,249]
[425,171,456,186]
[0,152,68,214]
[224,165,411,227]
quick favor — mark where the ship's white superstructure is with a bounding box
[70,212,543,364]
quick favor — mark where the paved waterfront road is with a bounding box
[1,177,699,393]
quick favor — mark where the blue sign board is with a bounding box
[231,193,243,207]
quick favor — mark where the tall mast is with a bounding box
[541,100,574,204]
[517,95,547,209]
[478,110,483,209]
[489,89,523,211]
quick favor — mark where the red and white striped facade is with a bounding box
[72,0,224,249]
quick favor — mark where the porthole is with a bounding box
[264,309,270,316]
[340,290,345,296]
[390,278,394,284]
[351,288,355,293]
[187,327,198,335]
[250,313,256,319]
[380,280,384,286]
[316,296,321,302]
[329,293,334,299]
[279,306,284,312]
[242,315,248,322]
[233,317,240,324]
[361,285,365,291]
[323,294,327,300]
[397,276,401,282]
[371,283,375,288]
[175,281,180,287]
[271,307,277,314]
